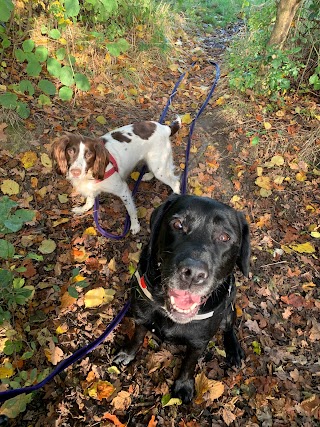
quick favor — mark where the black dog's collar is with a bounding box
[134,270,233,321]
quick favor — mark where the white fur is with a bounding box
[68,121,181,234]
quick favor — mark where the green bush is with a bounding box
[227,0,320,98]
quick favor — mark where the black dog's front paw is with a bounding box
[113,350,136,366]
[224,330,244,367]
[173,377,195,404]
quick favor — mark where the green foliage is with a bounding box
[0,196,35,234]
[227,0,320,98]
[0,197,36,323]
[0,0,14,22]
[68,267,90,298]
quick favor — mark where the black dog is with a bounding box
[114,194,250,403]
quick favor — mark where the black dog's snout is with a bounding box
[178,258,209,285]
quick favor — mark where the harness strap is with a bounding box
[95,153,119,182]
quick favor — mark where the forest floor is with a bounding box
[0,18,319,427]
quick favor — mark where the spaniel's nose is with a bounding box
[177,258,209,285]
[70,168,81,177]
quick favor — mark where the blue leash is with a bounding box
[94,61,220,237]
[0,61,220,404]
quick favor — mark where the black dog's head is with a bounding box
[145,195,250,324]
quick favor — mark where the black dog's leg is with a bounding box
[222,309,244,367]
[173,345,205,403]
[114,323,148,365]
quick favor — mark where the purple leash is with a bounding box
[94,61,220,237]
[0,301,130,403]
[0,62,220,404]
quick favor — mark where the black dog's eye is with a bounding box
[218,233,230,242]
[172,219,183,230]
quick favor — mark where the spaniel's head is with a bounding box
[51,134,109,180]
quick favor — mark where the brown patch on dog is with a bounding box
[133,121,157,140]
[111,131,132,143]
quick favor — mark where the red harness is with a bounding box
[96,153,118,182]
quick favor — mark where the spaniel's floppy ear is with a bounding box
[51,135,70,176]
[92,139,109,180]
[236,212,251,277]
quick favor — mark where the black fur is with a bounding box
[114,195,250,403]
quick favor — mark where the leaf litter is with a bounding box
[0,20,319,427]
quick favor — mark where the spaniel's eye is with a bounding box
[85,150,93,159]
[172,219,183,230]
[218,233,230,242]
[67,147,75,155]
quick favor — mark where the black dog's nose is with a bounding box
[178,258,209,285]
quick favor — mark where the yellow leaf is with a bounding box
[52,218,70,227]
[108,257,116,272]
[41,153,52,168]
[215,96,225,105]
[1,179,20,195]
[84,287,105,308]
[289,242,315,254]
[162,397,182,407]
[311,231,320,238]
[181,113,193,125]
[58,193,69,204]
[306,205,316,212]
[44,344,64,365]
[0,365,15,379]
[275,110,285,117]
[37,186,47,198]
[255,176,271,190]
[128,88,138,96]
[104,289,116,304]
[256,166,263,176]
[296,172,307,182]
[190,146,198,153]
[73,274,86,283]
[268,155,284,167]
[96,115,107,125]
[83,226,97,236]
[274,175,284,184]
[264,122,272,130]
[72,247,87,262]
[193,187,203,196]
[88,380,115,400]
[59,37,67,45]
[21,151,37,169]
[260,188,272,197]
[302,282,316,292]
[168,63,179,72]
[130,171,140,181]
[56,324,68,334]
[137,206,147,219]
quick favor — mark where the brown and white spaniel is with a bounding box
[51,118,181,234]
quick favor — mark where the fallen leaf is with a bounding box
[83,227,97,236]
[111,390,132,410]
[222,408,237,426]
[88,380,115,400]
[0,365,15,379]
[181,113,193,124]
[130,171,140,181]
[21,151,37,169]
[41,152,52,168]
[84,287,115,308]
[96,115,107,125]
[44,342,64,365]
[263,122,272,130]
[60,291,77,308]
[56,324,68,334]
[309,319,320,342]
[289,242,315,254]
[147,415,158,427]
[195,372,224,404]
[38,239,56,254]
[102,413,126,427]
[255,176,272,190]
[72,247,88,262]
[58,194,69,204]
[1,179,20,195]
[52,218,70,227]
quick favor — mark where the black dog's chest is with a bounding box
[143,308,224,347]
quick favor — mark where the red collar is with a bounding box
[96,153,118,182]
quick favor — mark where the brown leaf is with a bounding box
[102,413,126,427]
[111,390,132,411]
[222,408,237,426]
[309,319,320,342]
[147,415,158,427]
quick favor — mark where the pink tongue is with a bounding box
[169,289,201,310]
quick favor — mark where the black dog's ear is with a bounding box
[148,193,180,257]
[236,213,250,277]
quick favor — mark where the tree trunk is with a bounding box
[267,0,303,49]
